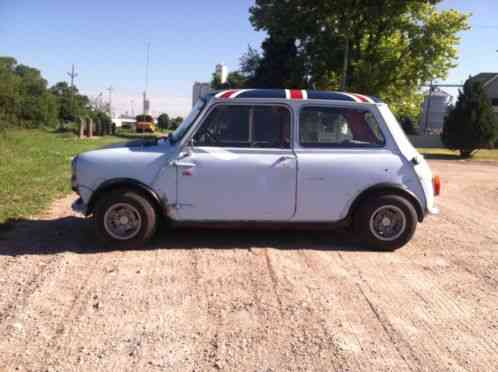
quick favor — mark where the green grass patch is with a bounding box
[417,148,498,161]
[0,129,126,227]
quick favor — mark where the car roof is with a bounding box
[210,89,383,104]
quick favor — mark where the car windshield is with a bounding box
[169,99,207,143]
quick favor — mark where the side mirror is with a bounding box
[178,138,194,159]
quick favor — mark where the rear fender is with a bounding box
[348,183,425,222]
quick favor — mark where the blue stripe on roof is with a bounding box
[237,89,287,99]
[307,91,355,102]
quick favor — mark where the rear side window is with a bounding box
[299,106,385,148]
[194,105,291,148]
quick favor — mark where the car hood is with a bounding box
[76,140,177,190]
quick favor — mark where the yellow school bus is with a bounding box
[135,115,155,133]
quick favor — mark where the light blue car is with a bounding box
[71,89,439,250]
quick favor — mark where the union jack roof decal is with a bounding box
[213,89,382,103]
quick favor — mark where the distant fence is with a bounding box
[408,135,443,148]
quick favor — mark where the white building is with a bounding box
[216,63,228,84]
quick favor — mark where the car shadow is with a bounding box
[0,216,378,256]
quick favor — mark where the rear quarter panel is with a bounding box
[293,148,425,221]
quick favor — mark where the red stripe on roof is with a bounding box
[290,90,304,99]
[352,94,368,103]
[221,90,238,99]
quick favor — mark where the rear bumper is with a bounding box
[71,197,88,216]
[426,205,439,215]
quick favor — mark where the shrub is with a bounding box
[442,79,498,158]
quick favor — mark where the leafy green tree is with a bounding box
[157,113,170,130]
[240,46,262,81]
[0,57,58,128]
[49,82,89,125]
[170,116,184,130]
[442,79,498,158]
[249,0,469,117]
[247,34,308,88]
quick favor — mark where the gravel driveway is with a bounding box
[0,160,497,371]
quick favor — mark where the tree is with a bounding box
[442,79,498,158]
[157,113,170,130]
[170,116,184,130]
[0,57,58,128]
[49,82,89,125]
[240,46,262,81]
[249,0,469,117]
[247,34,308,88]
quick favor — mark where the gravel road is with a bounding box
[0,160,497,372]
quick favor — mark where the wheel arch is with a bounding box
[87,178,168,218]
[348,183,425,223]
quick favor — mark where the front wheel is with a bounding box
[95,191,157,247]
[354,194,417,251]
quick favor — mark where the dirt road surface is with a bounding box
[0,160,497,371]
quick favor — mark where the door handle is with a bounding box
[272,155,295,167]
[171,160,196,168]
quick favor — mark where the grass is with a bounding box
[0,129,126,228]
[417,148,498,161]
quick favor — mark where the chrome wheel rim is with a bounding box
[369,205,407,242]
[103,203,142,241]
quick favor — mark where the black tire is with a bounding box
[95,190,157,247]
[354,194,417,251]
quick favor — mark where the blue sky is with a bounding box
[1,0,497,116]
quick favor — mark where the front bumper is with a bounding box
[71,197,88,216]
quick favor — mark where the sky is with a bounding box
[1,0,498,117]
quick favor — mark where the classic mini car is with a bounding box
[71,89,440,250]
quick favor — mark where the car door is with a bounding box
[293,104,393,222]
[174,103,297,221]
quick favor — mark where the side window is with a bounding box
[252,106,291,148]
[194,105,291,148]
[194,106,250,147]
[299,106,385,147]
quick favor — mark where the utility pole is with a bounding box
[67,64,78,127]
[67,64,78,89]
[106,86,113,117]
[143,42,151,115]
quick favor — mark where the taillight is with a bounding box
[433,176,441,196]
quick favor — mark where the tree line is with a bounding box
[0,56,110,131]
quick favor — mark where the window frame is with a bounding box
[297,104,387,149]
[191,102,294,150]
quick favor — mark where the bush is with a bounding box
[442,79,498,158]
[400,116,418,135]
[157,113,170,130]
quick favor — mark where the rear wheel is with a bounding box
[95,191,157,247]
[354,194,417,251]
